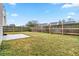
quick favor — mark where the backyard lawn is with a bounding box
[0,32,79,56]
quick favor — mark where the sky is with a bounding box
[4,3,79,26]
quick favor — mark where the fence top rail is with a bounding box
[51,28,79,29]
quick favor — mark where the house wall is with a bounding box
[0,3,3,45]
[0,3,3,26]
[0,27,3,45]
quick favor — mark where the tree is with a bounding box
[26,20,38,27]
[62,19,65,24]
[58,20,62,25]
[26,20,38,31]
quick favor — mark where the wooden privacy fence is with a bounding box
[31,23,79,35]
[3,26,29,32]
[3,23,79,35]
[32,28,79,35]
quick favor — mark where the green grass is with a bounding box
[0,32,79,56]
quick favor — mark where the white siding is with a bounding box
[0,3,3,45]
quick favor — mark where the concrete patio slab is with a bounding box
[3,34,30,40]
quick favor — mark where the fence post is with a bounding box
[62,21,64,35]
[49,24,51,34]
[41,25,43,32]
[21,26,22,32]
[13,26,14,32]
